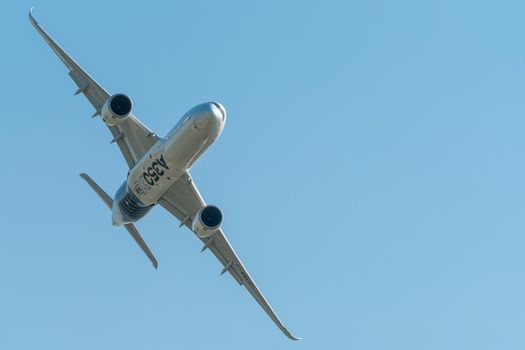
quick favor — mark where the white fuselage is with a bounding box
[112,102,226,225]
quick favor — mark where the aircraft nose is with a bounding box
[211,102,226,121]
[193,113,211,129]
[193,102,225,130]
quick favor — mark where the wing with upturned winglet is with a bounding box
[158,171,299,340]
[29,9,158,168]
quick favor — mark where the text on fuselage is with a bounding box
[143,154,169,186]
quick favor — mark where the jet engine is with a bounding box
[101,93,132,126]
[192,205,223,238]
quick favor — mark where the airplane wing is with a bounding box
[158,172,299,340]
[29,9,158,168]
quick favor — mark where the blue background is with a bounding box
[1,1,524,349]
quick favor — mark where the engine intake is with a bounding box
[102,93,132,126]
[192,205,223,238]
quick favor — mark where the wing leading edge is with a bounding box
[29,8,158,168]
[159,172,299,340]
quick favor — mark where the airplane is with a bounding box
[29,9,298,340]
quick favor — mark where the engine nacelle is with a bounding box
[192,205,223,238]
[101,93,132,126]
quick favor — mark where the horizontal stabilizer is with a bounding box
[124,224,158,269]
[79,173,158,269]
[80,173,112,208]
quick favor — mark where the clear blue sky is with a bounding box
[1,0,524,349]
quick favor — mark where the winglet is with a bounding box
[283,328,301,341]
[28,7,38,28]
[28,6,89,74]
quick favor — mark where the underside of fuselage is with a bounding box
[112,181,153,225]
[111,102,226,226]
